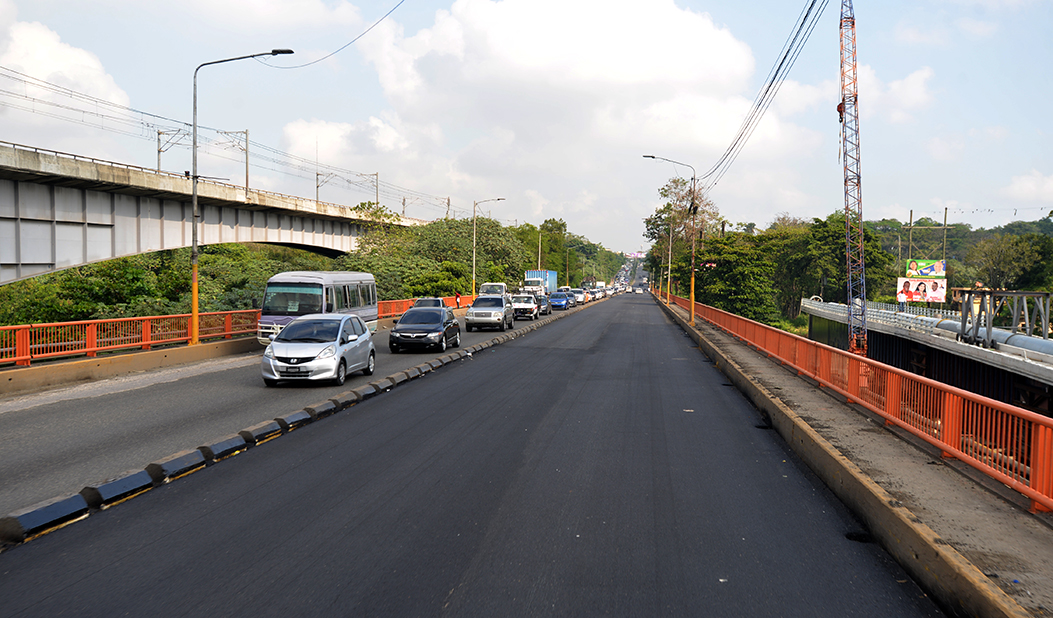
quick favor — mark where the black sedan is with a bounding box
[389,307,461,353]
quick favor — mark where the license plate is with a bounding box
[285,366,304,373]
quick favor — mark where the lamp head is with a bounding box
[271,49,294,55]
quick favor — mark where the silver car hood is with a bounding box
[268,341,332,357]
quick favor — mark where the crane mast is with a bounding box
[840,0,867,355]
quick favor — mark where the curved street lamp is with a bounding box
[643,154,698,323]
[472,197,505,296]
[191,49,294,345]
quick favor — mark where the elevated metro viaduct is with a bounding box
[0,141,424,284]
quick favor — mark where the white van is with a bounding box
[478,282,509,298]
[258,271,378,344]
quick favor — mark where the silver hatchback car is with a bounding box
[262,313,375,387]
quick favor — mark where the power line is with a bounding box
[259,0,407,70]
[701,0,830,191]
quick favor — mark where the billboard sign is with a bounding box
[905,259,946,279]
[898,277,946,303]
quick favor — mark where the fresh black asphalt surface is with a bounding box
[0,295,944,617]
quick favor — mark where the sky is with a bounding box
[1,0,1050,254]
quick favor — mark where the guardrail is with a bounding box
[662,291,1053,513]
[0,310,260,367]
[378,295,476,319]
[0,295,482,367]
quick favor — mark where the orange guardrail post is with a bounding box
[86,322,98,358]
[884,371,902,425]
[940,390,963,459]
[1031,425,1053,513]
[224,313,233,339]
[141,319,152,350]
[16,326,30,366]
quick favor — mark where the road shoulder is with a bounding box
[657,298,1049,618]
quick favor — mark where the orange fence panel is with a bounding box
[668,291,1053,512]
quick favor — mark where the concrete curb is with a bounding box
[0,293,613,551]
[0,337,261,397]
[655,298,1028,618]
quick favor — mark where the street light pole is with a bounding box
[192,48,293,345]
[472,197,504,296]
[643,154,697,319]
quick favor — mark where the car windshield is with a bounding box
[512,296,534,304]
[261,283,323,316]
[474,297,503,308]
[275,319,340,343]
[399,310,443,325]
[551,293,565,299]
[414,298,443,307]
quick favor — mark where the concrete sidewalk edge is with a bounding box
[1,337,261,397]
[655,297,1028,618]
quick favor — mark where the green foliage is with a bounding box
[693,234,780,324]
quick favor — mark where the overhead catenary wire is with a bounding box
[0,64,452,213]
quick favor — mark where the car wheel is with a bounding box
[264,378,278,387]
[334,360,347,386]
[466,324,473,332]
[390,344,399,354]
[452,332,460,348]
[499,317,507,332]
[439,335,447,352]
[362,351,375,376]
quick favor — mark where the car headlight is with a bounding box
[428,332,442,339]
[316,345,335,359]
[466,310,474,317]
[264,345,274,359]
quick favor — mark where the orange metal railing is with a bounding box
[662,291,1053,513]
[378,295,476,319]
[0,295,482,367]
[0,310,259,367]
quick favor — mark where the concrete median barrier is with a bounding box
[198,434,248,463]
[274,410,313,432]
[146,450,207,485]
[80,470,154,510]
[0,494,90,543]
[239,420,283,447]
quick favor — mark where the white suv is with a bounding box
[465,295,515,331]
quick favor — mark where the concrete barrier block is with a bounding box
[352,384,378,400]
[275,410,313,432]
[391,372,410,385]
[304,400,338,420]
[198,434,248,463]
[405,366,422,378]
[80,470,154,510]
[329,390,361,411]
[239,420,283,447]
[414,363,432,374]
[146,449,207,485]
[427,359,443,369]
[0,493,90,543]
[370,377,395,391]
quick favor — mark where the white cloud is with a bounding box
[179,0,361,30]
[926,135,966,161]
[894,22,950,46]
[0,19,127,106]
[857,65,934,123]
[1003,170,1053,202]
[955,17,999,37]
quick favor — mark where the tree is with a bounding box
[966,234,1040,289]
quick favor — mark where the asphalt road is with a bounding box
[0,295,944,617]
[0,304,564,516]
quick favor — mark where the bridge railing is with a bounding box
[0,310,260,367]
[0,295,479,367]
[662,291,1053,513]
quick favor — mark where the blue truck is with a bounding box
[524,270,558,296]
